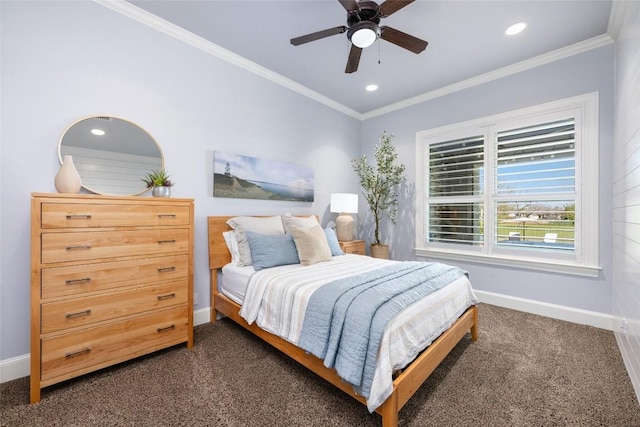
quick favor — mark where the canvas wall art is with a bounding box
[213,151,314,201]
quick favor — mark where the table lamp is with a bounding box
[330,193,358,241]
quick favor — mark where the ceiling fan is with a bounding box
[290,0,428,74]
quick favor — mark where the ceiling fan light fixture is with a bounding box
[291,1,426,73]
[352,28,376,48]
[348,21,380,48]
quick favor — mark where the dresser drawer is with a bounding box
[41,229,189,264]
[339,240,366,255]
[347,246,366,255]
[41,281,188,334]
[41,254,188,299]
[41,203,191,229]
[40,306,189,383]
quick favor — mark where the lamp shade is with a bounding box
[330,193,358,214]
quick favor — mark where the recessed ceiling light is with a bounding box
[505,21,527,36]
[366,84,378,92]
[91,129,105,136]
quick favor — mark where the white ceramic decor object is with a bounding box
[54,155,82,193]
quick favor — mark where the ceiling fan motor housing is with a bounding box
[346,1,381,27]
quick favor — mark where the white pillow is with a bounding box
[222,231,240,264]
[226,216,285,266]
[227,216,285,234]
[281,214,319,234]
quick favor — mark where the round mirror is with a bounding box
[58,116,163,196]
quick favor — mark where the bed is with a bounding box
[207,215,478,427]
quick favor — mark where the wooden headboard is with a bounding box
[207,215,321,270]
[207,216,235,270]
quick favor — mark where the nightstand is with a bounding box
[339,240,366,255]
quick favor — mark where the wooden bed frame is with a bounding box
[207,216,478,427]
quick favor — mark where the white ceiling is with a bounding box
[127,0,612,116]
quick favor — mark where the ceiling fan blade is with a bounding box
[378,0,415,17]
[338,0,359,12]
[291,26,348,46]
[380,26,428,54]
[345,45,363,73]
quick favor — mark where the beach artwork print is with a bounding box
[213,151,315,202]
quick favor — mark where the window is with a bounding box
[415,93,599,276]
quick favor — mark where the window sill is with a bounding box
[414,248,601,277]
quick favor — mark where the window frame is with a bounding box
[415,92,600,277]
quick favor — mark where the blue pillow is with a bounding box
[246,231,300,270]
[324,228,344,256]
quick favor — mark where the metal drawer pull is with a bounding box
[65,277,91,285]
[65,245,91,251]
[65,347,91,358]
[157,214,176,218]
[157,240,176,244]
[66,214,92,220]
[65,309,92,319]
[157,293,176,301]
[157,324,176,333]
[157,266,176,273]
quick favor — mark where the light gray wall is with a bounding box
[610,1,640,400]
[360,45,615,315]
[0,0,620,368]
[0,1,360,360]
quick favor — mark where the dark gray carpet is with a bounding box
[1,304,639,426]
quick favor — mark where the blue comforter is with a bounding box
[297,261,468,398]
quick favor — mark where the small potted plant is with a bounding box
[352,132,406,259]
[142,168,174,197]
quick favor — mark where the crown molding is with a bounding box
[96,0,363,120]
[361,33,614,120]
[98,1,612,122]
[607,0,635,40]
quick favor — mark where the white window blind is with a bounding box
[496,119,575,195]
[428,135,484,245]
[494,119,576,253]
[415,93,600,277]
[429,135,484,197]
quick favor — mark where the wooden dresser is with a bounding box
[30,193,194,403]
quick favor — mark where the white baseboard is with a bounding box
[475,290,614,330]
[0,299,613,384]
[0,354,30,384]
[615,331,640,404]
[0,308,214,384]
[194,307,211,327]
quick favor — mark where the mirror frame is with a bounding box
[58,115,164,196]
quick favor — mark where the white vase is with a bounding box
[54,155,82,193]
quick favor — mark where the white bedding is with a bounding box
[220,254,478,412]
[220,263,254,304]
